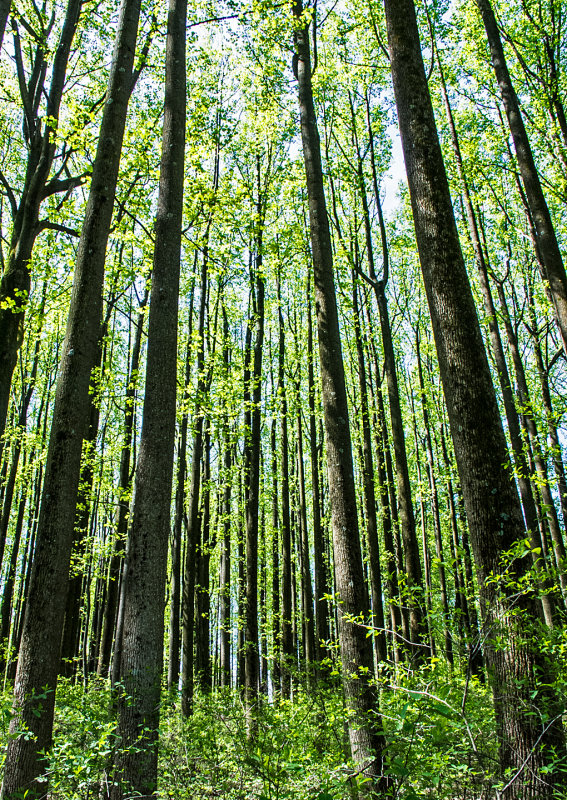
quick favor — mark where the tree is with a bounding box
[1,0,142,793]
[475,0,567,358]
[382,0,566,794]
[293,0,387,787]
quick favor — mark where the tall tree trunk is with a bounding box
[196,426,212,690]
[306,279,330,662]
[365,324,403,661]
[416,328,453,664]
[181,249,209,716]
[167,292,194,690]
[295,373,316,678]
[352,270,387,666]
[219,308,232,688]
[278,276,293,697]
[1,0,141,793]
[244,175,265,726]
[475,0,567,358]
[437,59,557,626]
[98,293,146,678]
[111,0,185,792]
[293,4,387,786]
[0,0,82,442]
[383,0,566,794]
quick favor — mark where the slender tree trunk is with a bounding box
[416,329,453,664]
[383,0,566,793]
[111,0,185,792]
[365,326,403,661]
[0,487,26,667]
[181,255,209,716]
[219,309,232,688]
[196,426,212,690]
[295,375,316,678]
[167,292,194,690]
[306,281,330,662]
[475,0,567,358]
[98,294,146,678]
[278,277,293,697]
[1,1,141,793]
[244,180,265,726]
[352,271,387,666]
[293,4,387,786]
[0,0,82,442]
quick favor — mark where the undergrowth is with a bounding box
[0,662,503,799]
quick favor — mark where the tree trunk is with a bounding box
[98,293,146,678]
[416,329,453,664]
[244,183,265,726]
[181,249,209,716]
[278,276,293,697]
[352,271,387,667]
[295,375,316,678]
[438,55,556,627]
[0,0,82,441]
[306,279,330,663]
[293,3,387,787]
[196,426,212,690]
[111,0,185,792]
[1,0,141,793]
[383,0,566,793]
[475,0,567,358]
[219,308,232,688]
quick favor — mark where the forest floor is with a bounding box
[0,664,502,799]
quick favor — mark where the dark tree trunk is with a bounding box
[295,375,316,677]
[168,295,194,691]
[383,0,566,794]
[365,327,403,661]
[181,249,209,716]
[111,0,185,793]
[352,271,387,666]
[219,308,232,688]
[475,0,567,358]
[98,293,146,678]
[293,3,387,786]
[0,0,82,442]
[244,179,265,726]
[306,280,330,662]
[1,0,141,793]
[196,426,212,690]
[416,329,453,664]
[438,56,556,628]
[278,277,293,697]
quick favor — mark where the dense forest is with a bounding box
[0,0,566,797]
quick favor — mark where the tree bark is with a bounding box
[474,0,567,358]
[293,3,387,787]
[111,0,185,792]
[0,0,83,442]
[243,183,265,725]
[1,0,141,794]
[383,0,566,794]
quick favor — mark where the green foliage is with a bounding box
[0,670,509,800]
[159,688,348,800]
